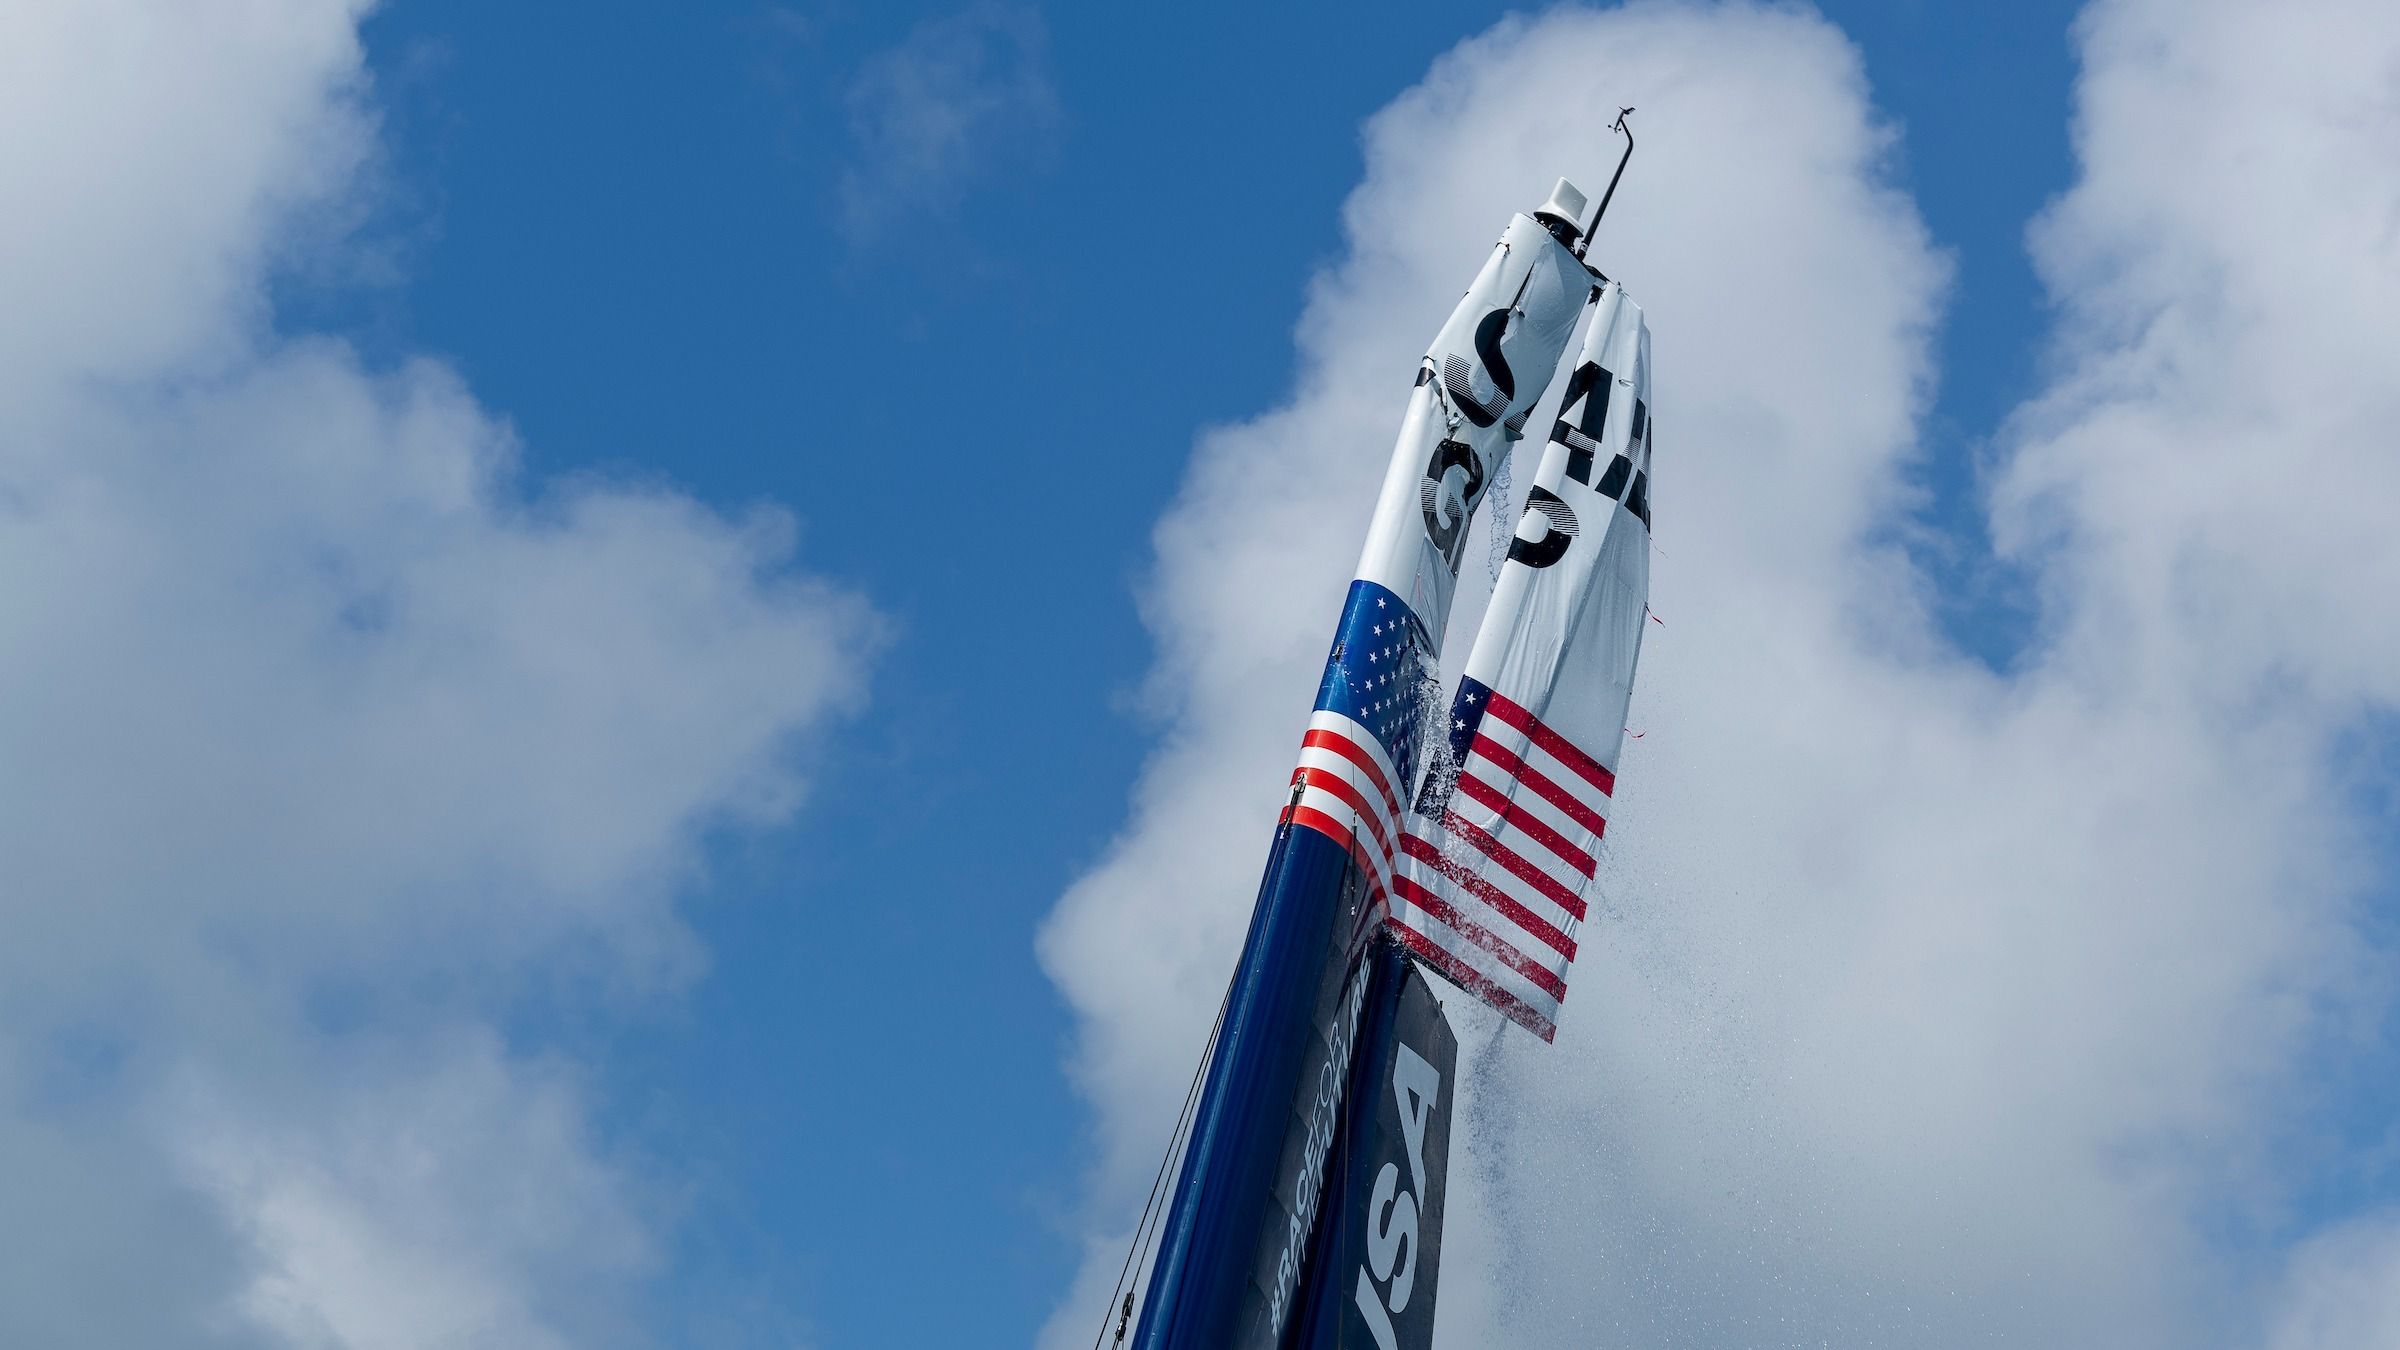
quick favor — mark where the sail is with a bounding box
[1391,282,1654,1041]
[1128,197,1599,1350]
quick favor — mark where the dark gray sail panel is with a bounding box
[1234,861,1376,1350]
[1283,951,1458,1350]
[1338,963,1457,1350]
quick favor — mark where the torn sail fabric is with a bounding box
[1392,283,1653,1041]
[1130,206,1597,1350]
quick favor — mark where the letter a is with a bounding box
[1393,1042,1441,1201]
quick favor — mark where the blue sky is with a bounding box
[8,1,2400,1347]
[340,0,2394,1342]
[324,2,2085,1343]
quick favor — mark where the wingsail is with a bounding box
[1127,188,1596,1350]
[1281,228,1655,1350]
[1113,140,1653,1350]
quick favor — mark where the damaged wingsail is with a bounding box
[1392,280,1652,1043]
[1119,144,1655,1350]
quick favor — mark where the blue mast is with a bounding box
[1129,582,1430,1350]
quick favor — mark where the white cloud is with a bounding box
[1040,1,2400,1346]
[181,1037,650,1350]
[0,1,876,1344]
[2267,1214,2400,1350]
[837,2,1060,244]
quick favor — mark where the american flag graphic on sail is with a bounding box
[1296,276,1651,1042]
[1395,280,1653,1042]
[1393,679,1614,1041]
[1279,274,1651,1044]
[1285,583,1437,928]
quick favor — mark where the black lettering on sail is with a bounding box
[1595,452,1633,501]
[1550,362,1612,484]
[1471,308,1517,405]
[1249,946,1459,1350]
[1505,487,1578,570]
[1329,957,1456,1350]
[1418,439,1485,573]
[1442,308,1517,429]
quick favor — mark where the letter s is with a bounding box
[1470,307,1517,406]
[1366,1162,1420,1314]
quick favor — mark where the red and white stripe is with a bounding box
[1283,708,1405,910]
[1390,690,1615,1041]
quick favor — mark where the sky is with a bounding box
[4,1,2400,1347]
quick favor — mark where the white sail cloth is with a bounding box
[1352,212,1596,647]
[1284,210,1600,961]
[1391,283,1653,1041]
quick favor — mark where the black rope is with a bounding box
[1125,987,1227,1345]
[1090,890,1249,1350]
[1092,788,1308,1350]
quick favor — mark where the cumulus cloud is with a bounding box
[0,1,874,1344]
[179,1038,650,1350]
[837,2,1060,244]
[1040,1,2400,1346]
[2267,1216,2400,1350]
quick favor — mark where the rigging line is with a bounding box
[1096,970,1233,1350]
[1123,984,1227,1343]
[1089,875,1249,1350]
[1092,784,1308,1349]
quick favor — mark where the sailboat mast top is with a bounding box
[1575,108,1637,260]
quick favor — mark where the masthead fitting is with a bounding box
[1534,177,1590,244]
[1574,107,1637,260]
